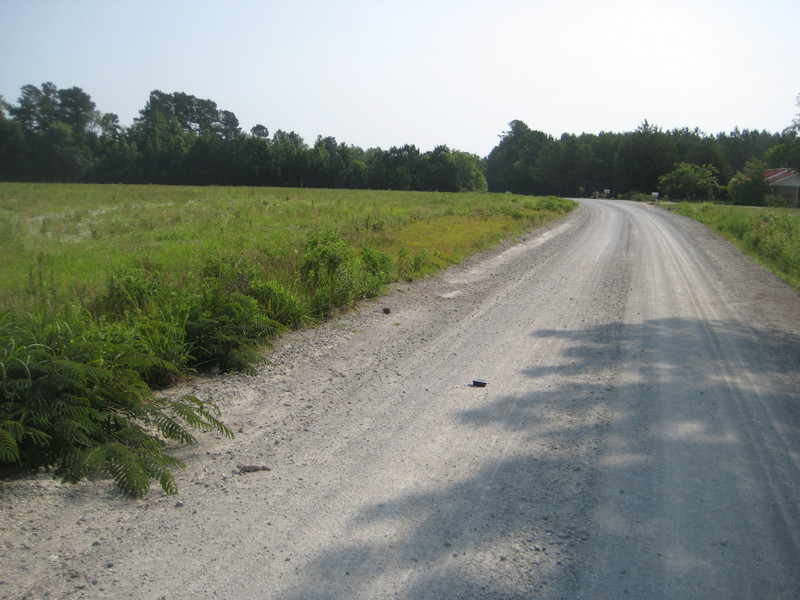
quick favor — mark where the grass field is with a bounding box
[667,202,800,290]
[0,183,572,312]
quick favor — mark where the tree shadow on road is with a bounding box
[278,317,800,599]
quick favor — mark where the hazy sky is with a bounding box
[2,0,798,157]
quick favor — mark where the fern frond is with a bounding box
[142,456,183,496]
[157,469,178,496]
[121,353,179,374]
[81,362,115,383]
[73,444,109,476]
[109,422,164,452]
[0,426,20,462]
[1,308,237,496]
[104,442,151,498]
[169,395,234,439]
[151,414,197,445]
[56,445,89,484]
[53,419,94,447]
[23,426,51,447]
[49,357,91,385]
[0,418,24,438]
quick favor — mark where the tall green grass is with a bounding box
[0,184,571,310]
[1,183,574,495]
[668,202,800,289]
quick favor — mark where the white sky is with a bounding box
[1,0,798,157]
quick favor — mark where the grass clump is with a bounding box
[669,202,800,288]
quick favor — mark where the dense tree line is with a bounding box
[0,84,486,193]
[485,116,800,204]
[2,83,799,203]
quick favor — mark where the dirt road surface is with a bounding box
[2,199,799,599]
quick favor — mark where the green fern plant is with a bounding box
[184,288,279,375]
[0,309,233,497]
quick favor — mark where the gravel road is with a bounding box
[2,199,799,600]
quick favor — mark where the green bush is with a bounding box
[0,309,232,497]
[300,231,354,288]
[658,163,721,201]
[99,266,160,315]
[728,160,770,206]
[745,212,796,274]
[131,310,192,388]
[197,257,308,329]
[765,195,788,208]
[248,280,307,329]
[98,259,284,378]
[622,191,653,202]
[360,246,393,296]
[184,288,280,375]
[535,196,576,212]
[397,247,431,281]
[300,231,369,317]
[199,256,260,295]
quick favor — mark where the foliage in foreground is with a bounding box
[669,202,800,288]
[0,237,424,496]
[0,309,233,497]
[0,236,386,496]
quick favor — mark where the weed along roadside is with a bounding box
[0,183,575,497]
[666,201,800,289]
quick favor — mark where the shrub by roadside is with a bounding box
[669,202,799,288]
[0,232,425,496]
[0,309,233,498]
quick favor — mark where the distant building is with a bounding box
[763,168,800,206]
